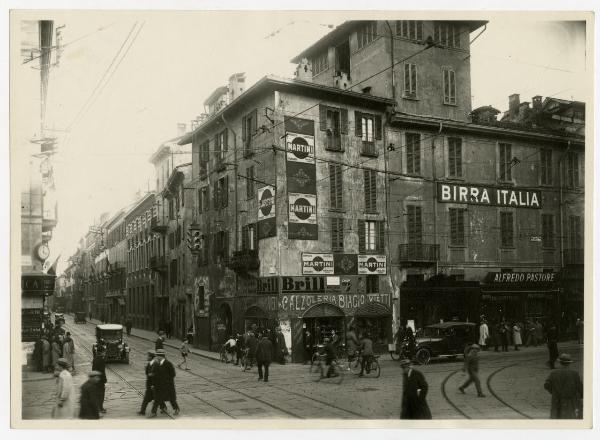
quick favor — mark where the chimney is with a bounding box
[532,95,543,112]
[508,94,520,119]
[177,123,187,137]
[228,72,246,102]
[294,58,313,81]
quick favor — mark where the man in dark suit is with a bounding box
[155,331,165,350]
[399,359,432,419]
[91,351,107,412]
[150,349,180,417]
[79,371,103,419]
[138,350,159,416]
[459,344,486,397]
[244,329,258,371]
[256,333,273,382]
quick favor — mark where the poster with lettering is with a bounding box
[302,253,334,275]
[288,193,318,240]
[257,185,276,239]
[285,132,315,164]
[437,183,542,209]
[357,255,387,275]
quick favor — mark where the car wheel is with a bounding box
[415,348,431,365]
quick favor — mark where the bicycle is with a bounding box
[349,352,381,378]
[239,348,253,371]
[309,353,343,384]
[219,344,228,363]
[389,340,412,361]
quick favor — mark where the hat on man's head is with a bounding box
[399,359,411,367]
[147,350,156,357]
[558,353,573,364]
[57,358,69,367]
[470,344,481,350]
[89,370,102,377]
[155,349,166,356]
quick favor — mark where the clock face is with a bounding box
[37,244,50,261]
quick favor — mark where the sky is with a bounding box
[10,11,589,274]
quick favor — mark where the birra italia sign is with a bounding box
[437,183,541,209]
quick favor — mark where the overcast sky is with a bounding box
[11,11,588,273]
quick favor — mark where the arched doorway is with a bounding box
[354,302,392,352]
[212,303,232,347]
[243,305,270,333]
[302,302,346,346]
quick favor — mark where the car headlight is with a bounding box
[118,344,123,349]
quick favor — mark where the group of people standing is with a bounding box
[33,324,75,374]
[478,317,547,352]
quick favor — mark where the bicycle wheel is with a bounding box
[309,362,323,382]
[240,355,247,371]
[370,359,381,378]
[390,349,400,361]
[220,348,228,363]
[349,357,362,375]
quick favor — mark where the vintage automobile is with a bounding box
[54,313,65,326]
[93,324,130,363]
[74,311,87,324]
[408,322,477,365]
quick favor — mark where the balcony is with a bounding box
[398,244,440,265]
[361,141,378,157]
[563,248,584,265]
[150,256,167,272]
[151,216,167,234]
[226,249,260,273]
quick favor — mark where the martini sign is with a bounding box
[257,185,276,239]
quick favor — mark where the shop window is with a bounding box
[364,169,377,213]
[448,137,462,177]
[540,148,553,185]
[542,214,555,248]
[366,275,379,293]
[406,132,421,175]
[500,212,514,248]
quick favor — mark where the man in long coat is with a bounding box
[399,359,432,419]
[150,349,179,416]
[479,319,489,351]
[544,353,583,419]
[79,371,103,419]
[275,327,288,364]
[138,351,158,415]
[63,332,75,372]
[256,333,273,382]
[52,358,75,419]
[42,336,52,372]
[91,351,107,412]
[459,344,486,397]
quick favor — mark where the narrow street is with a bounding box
[22,314,583,420]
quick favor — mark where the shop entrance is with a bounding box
[301,302,346,346]
[243,306,272,333]
[354,302,392,353]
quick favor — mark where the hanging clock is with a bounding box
[36,243,50,261]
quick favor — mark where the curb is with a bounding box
[126,332,221,363]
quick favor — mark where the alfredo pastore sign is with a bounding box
[437,183,542,209]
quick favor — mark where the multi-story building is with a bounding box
[104,210,128,322]
[179,73,394,358]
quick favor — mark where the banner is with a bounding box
[257,185,276,239]
[437,183,542,209]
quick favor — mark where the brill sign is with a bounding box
[437,183,541,209]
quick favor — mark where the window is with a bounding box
[355,111,382,157]
[358,220,384,252]
[312,51,329,75]
[214,129,228,165]
[199,141,209,178]
[406,132,421,175]
[566,152,579,187]
[329,163,343,210]
[500,212,514,248]
[331,218,344,252]
[406,205,423,245]
[434,22,461,48]
[448,137,462,178]
[568,216,582,249]
[241,223,258,251]
[197,286,205,311]
[319,105,348,151]
[218,176,228,208]
[215,230,229,262]
[542,214,554,248]
[403,63,417,98]
[198,186,208,213]
[357,21,377,49]
[449,208,466,246]
[366,275,379,293]
[539,148,553,185]
[242,110,257,157]
[396,21,423,41]
[443,68,456,105]
[499,143,512,181]
[169,258,177,288]
[364,169,377,213]
[246,166,255,199]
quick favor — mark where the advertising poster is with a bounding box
[257,185,276,239]
[357,255,387,275]
[288,193,318,240]
[302,253,335,275]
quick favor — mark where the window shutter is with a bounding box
[329,164,336,208]
[213,183,218,210]
[355,111,362,137]
[223,130,228,153]
[319,105,327,131]
[213,135,219,161]
[450,70,455,103]
[241,225,248,250]
[358,220,365,253]
[223,176,229,208]
[411,64,417,95]
[404,64,410,94]
[252,223,259,250]
[364,170,370,212]
[339,108,348,134]
[242,116,247,143]
[335,165,343,209]
[375,115,382,140]
[377,221,385,252]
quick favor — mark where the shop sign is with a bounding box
[279,292,391,313]
[22,274,55,294]
[485,271,557,284]
[438,183,541,209]
[281,276,326,293]
[302,253,334,275]
[357,255,387,275]
[257,277,279,294]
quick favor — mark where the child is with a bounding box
[178,337,191,370]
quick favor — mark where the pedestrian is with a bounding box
[51,358,75,419]
[546,323,559,369]
[79,371,103,419]
[399,359,432,419]
[51,336,62,368]
[346,325,360,363]
[41,335,52,373]
[243,328,258,371]
[512,322,522,351]
[459,344,486,397]
[303,328,313,364]
[91,351,107,413]
[125,317,133,336]
[526,320,538,347]
[138,351,159,415]
[234,332,244,366]
[405,327,416,359]
[256,332,273,382]
[62,332,75,372]
[165,319,172,339]
[544,353,583,419]
[499,320,509,352]
[490,321,500,352]
[150,349,180,417]
[155,331,165,350]
[323,337,339,378]
[178,337,191,370]
[275,327,288,364]
[575,318,584,344]
[358,332,374,378]
[224,334,237,363]
[479,318,489,351]
[33,337,43,372]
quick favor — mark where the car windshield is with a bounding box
[420,327,441,338]
[99,330,122,341]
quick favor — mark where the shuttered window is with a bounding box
[218,176,228,208]
[448,137,462,177]
[406,205,423,245]
[500,212,514,248]
[242,109,258,157]
[331,218,344,252]
[542,214,554,248]
[329,163,343,210]
[443,68,456,105]
[406,132,421,175]
[568,215,582,249]
[567,152,579,188]
[540,148,552,185]
[499,143,512,181]
[404,63,417,98]
[449,208,465,246]
[246,166,255,199]
[364,169,377,213]
[358,220,384,253]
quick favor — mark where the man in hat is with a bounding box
[139,350,161,415]
[91,351,107,413]
[546,323,559,369]
[63,332,75,373]
[52,358,75,419]
[79,371,103,419]
[256,332,273,382]
[275,326,288,365]
[150,349,180,417]
[399,359,432,419]
[155,331,165,350]
[459,344,486,397]
[544,353,583,419]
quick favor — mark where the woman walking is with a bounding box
[512,322,522,351]
[178,337,191,370]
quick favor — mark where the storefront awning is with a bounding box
[302,303,344,318]
[354,302,391,317]
[244,305,267,319]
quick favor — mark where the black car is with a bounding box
[93,324,130,363]
[410,322,477,365]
